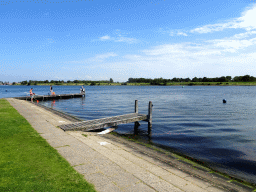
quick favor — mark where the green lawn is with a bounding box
[0,99,96,192]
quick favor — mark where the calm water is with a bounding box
[1,85,256,183]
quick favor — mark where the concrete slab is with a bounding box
[74,163,100,175]
[124,182,155,192]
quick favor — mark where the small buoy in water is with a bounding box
[223,99,227,103]
[182,86,184,88]
[5,90,7,92]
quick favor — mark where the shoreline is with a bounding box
[109,132,256,188]
[6,82,256,86]
[6,98,256,191]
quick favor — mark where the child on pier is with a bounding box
[29,88,35,102]
[50,85,53,95]
[80,86,85,94]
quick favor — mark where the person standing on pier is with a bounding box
[29,88,35,102]
[50,85,53,95]
[80,86,85,94]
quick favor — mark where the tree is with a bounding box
[110,78,114,83]
[21,81,28,85]
[172,77,179,82]
[192,77,199,82]
[184,78,191,82]
[226,76,232,81]
[242,75,250,82]
[202,77,209,82]
[218,76,228,82]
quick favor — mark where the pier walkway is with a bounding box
[14,93,85,101]
[6,98,254,192]
[59,100,153,133]
[59,113,147,131]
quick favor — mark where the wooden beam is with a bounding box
[148,101,152,136]
[134,100,139,134]
[135,100,138,113]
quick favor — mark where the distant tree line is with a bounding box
[8,75,256,86]
[19,79,114,86]
[0,81,10,85]
[127,75,256,85]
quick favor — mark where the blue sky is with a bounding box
[1,0,256,82]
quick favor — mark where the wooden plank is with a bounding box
[59,113,148,131]
[61,114,147,130]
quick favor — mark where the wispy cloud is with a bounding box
[176,32,188,36]
[115,36,137,43]
[209,37,256,53]
[159,28,188,36]
[170,31,188,36]
[64,5,256,81]
[99,35,137,44]
[191,4,256,33]
[100,35,111,40]
[93,52,118,60]
[64,52,118,65]
[159,5,256,37]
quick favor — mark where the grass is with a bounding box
[0,99,96,192]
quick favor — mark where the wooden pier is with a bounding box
[59,100,153,134]
[14,93,85,101]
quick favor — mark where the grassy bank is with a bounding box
[0,99,96,192]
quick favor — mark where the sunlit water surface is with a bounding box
[1,85,256,183]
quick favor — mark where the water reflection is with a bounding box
[51,100,56,108]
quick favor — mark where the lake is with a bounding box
[1,85,256,184]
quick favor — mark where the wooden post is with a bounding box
[134,121,140,135]
[134,100,139,134]
[135,100,138,113]
[148,101,152,136]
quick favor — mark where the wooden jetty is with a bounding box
[14,93,85,101]
[59,100,153,135]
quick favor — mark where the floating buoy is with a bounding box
[223,99,227,103]
[5,90,7,92]
[37,100,39,103]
